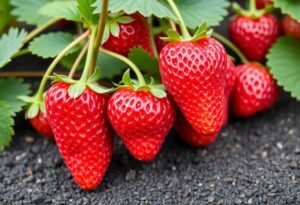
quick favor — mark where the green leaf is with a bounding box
[96,52,127,79]
[175,0,229,28]
[77,0,98,26]
[10,0,52,25]
[0,28,26,68]
[39,0,81,22]
[0,0,12,33]
[129,48,160,77]
[267,37,300,100]
[26,103,39,119]
[0,101,14,151]
[121,69,133,87]
[29,32,80,59]
[94,0,176,19]
[0,78,31,113]
[273,0,300,20]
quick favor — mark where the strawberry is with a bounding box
[46,82,113,190]
[159,35,227,136]
[256,0,273,9]
[29,111,54,139]
[223,58,236,125]
[282,15,300,40]
[231,63,279,117]
[229,14,281,62]
[107,88,175,161]
[155,33,169,53]
[102,13,153,56]
[174,111,217,147]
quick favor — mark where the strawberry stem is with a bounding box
[249,0,257,12]
[148,17,159,58]
[90,0,109,74]
[79,28,97,83]
[68,43,89,78]
[24,18,58,44]
[166,0,191,39]
[212,32,249,64]
[100,47,146,86]
[35,30,90,102]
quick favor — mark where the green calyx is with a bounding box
[232,1,273,19]
[102,12,134,44]
[161,22,212,42]
[114,69,167,99]
[51,69,113,99]
[18,95,46,119]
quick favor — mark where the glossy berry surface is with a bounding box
[159,37,227,136]
[174,111,217,147]
[256,0,273,9]
[231,63,279,117]
[103,13,153,56]
[46,82,113,190]
[107,88,175,161]
[29,111,54,139]
[282,15,300,40]
[229,14,281,62]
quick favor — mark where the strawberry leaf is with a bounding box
[29,32,80,59]
[68,83,86,99]
[0,78,31,113]
[96,52,127,79]
[273,0,300,20]
[93,0,176,19]
[39,0,81,22]
[0,101,14,151]
[77,0,98,26]
[0,0,12,33]
[175,0,230,28]
[129,48,160,79]
[267,37,300,100]
[10,0,52,25]
[0,28,26,68]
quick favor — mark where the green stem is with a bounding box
[100,47,146,86]
[24,18,58,44]
[90,0,109,73]
[148,17,158,58]
[12,49,30,58]
[166,0,191,39]
[35,30,90,101]
[79,28,97,83]
[212,32,249,64]
[249,0,256,12]
[68,43,89,78]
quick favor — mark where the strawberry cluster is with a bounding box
[24,0,298,191]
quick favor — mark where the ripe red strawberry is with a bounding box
[231,63,279,117]
[282,15,300,40]
[102,13,153,56]
[29,111,54,139]
[46,82,113,190]
[155,33,168,53]
[223,58,236,125]
[229,14,281,62]
[107,88,175,161]
[159,37,227,136]
[256,0,273,9]
[174,111,217,147]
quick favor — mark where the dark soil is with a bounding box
[0,94,299,205]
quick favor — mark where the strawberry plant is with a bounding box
[0,0,299,190]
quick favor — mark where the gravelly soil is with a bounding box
[0,94,299,205]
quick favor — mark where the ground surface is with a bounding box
[0,94,299,205]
